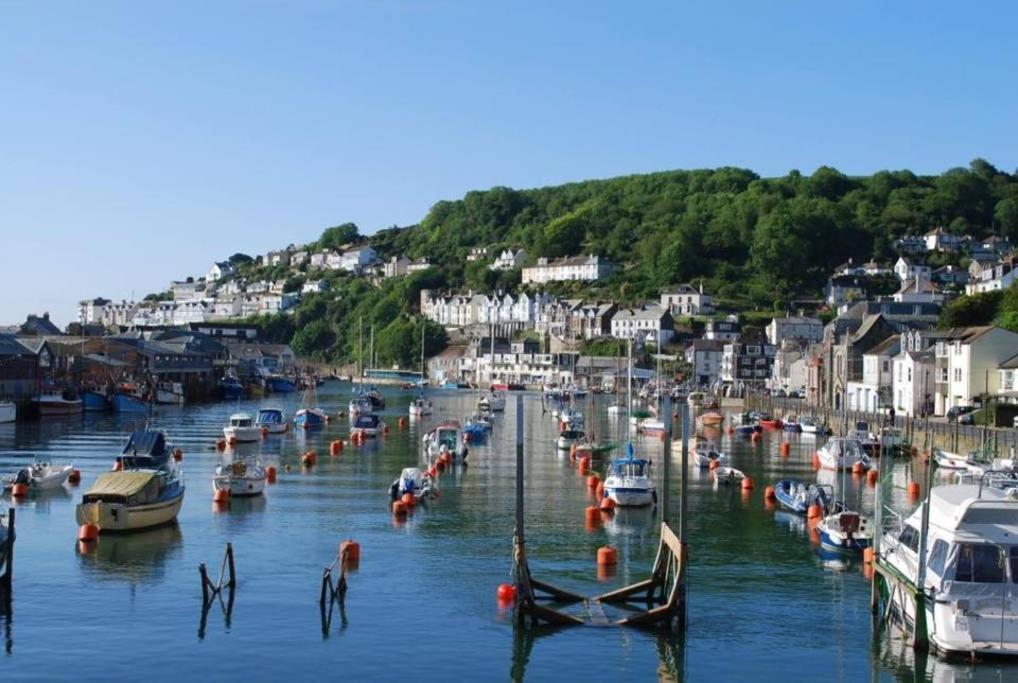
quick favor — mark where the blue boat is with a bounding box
[733,423,761,437]
[294,408,327,429]
[82,390,110,412]
[773,479,832,515]
[267,376,296,393]
[112,392,149,413]
[221,376,245,400]
[116,429,173,469]
[816,507,873,552]
[440,380,459,389]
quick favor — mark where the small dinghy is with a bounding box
[733,423,761,437]
[557,429,585,451]
[213,457,267,497]
[3,461,74,492]
[773,479,832,515]
[409,396,433,417]
[782,414,801,432]
[691,436,726,469]
[697,411,724,428]
[389,467,434,502]
[712,466,746,485]
[799,416,830,435]
[932,448,971,470]
[816,507,873,552]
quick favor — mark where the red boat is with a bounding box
[759,418,783,429]
[490,382,510,391]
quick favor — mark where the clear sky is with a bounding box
[2,1,1017,326]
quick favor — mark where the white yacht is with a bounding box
[223,412,262,443]
[817,437,869,471]
[880,481,1018,657]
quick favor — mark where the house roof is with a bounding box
[897,277,940,294]
[772,316,821,326]
[999,352,1018,370]
[865,334,901,357]
[0,334,31,357]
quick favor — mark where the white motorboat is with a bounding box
[223,412,262,443]
[799,415,828,435]
[712,466,745,485]
[389,467,434,501]
[155,381,185,405]
[0,402,15,424]
[3,461,74,491]
[479,393,505,412]
[255,407,287,434]
[557,429,585,451]
[603,444,656,507]
[879,482,1018,657]
[816,508,873,552]
[687,391,707,408]
[638,417,666,435]
[352,413,385,438]
[424,421,469,462]
[213,458,266,497]
[932,448,972,470]
[691,438,726,469]
[817,437,870,471]
[409,397,433,417]
[349,394,373,415]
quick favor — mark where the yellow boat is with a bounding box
[76,470,184,533]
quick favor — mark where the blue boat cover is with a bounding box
[121,431,166,457]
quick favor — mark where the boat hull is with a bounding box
[604,487,656,507]
[75,491,184,533]
[35,399,83,416]
[257,422,287,434]
[112,393,149,413]
[0,403,14,423]
[268,378,296,393]
[156,390,184,405]
[214,475,266,497]
[224,426,263,443]
[295,410,326,429]
[82,391,110,412]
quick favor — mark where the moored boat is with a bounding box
[424,421,469,462]
[409,396,433,417]
[557,429,585,451]
[352,413,384,438]
[213,457,266,497]
[479,392,505,412]
[782,414,801,432]
[816,507,873,552]
[603,443,656,507]
[773,479,831,515]
[691,437,726,469]
[81,391,110,412]
[0,401,15,423]
[389,467,433,501]
[799,415,830,435]
[112,391,149,413]
[3,461,74,492]
[221,376,245,400]
[224,412,262,443]
[267,375,296,393]
[255,407,287,434]
[697,410,724,428]
[817,437,870,471]
[155,382,185,405]
[295,408,327,429]
[34,389,83,416]
[712,466,746,485]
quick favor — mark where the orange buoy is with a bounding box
[440,451,452,465]
[398,417,407,429]
[599,496,616,512]
[595,482,605,498]
[596,546,618,565]
[907,481,921,498]
[227,436,237,446]
[301,452,316,467]
[427,466,438,478]
[587,474,600,488]
[497,583,517,603]
[764,485,776,500]
[569,443,577,460]
[330,440,342,456]
[578,459,589,475]
[708,459,720,470]
[266,466,277,483]
[812,452,821,470]
[585,505,600,522]
[216,439,227,451]
[726,426,734,435]
[741,476,754,491]
[401,492,416,507]
[113,459,124,472]
[852,461,865,475]
[173,447,183,461]
[213,488,231,504]
[866,469,878,486]
[780,442,790,456]
[392,500,408,517]
[863,547,875,564]
[383,423,390,435]
[11,482,29,497]
[77,523,99,542]
[68,468,81,484]
[435,459,446,472]
[807,503,823,519]
[261,427,269,439]
[340,539,361,562]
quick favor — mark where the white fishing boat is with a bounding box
[603,444,656,507]
[223,412,262,443]
[155,381,185,405]
[638,417,666,435]
[557,429,585,451]
[880,481,1018,657]
[423,420,469,462]
[712,466,745,485]
[349,393,373,415]
[817,437,870,471]
[255,407,287,434]
[0,401,15,424]
[3,461,74,492]
[932,448,972,470]
[34,389,83,416]
[799,415,828,435]
[389,467,433,502]
[691,437,726,469]
[479,392,505,412]
[213,458,266,497]
[409,396,433,417]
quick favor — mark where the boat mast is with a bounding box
[358,316,363,383]
[627,337,633,444]
[420,319,426,381]
[490,322,495,388]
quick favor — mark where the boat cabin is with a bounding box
[609,457,652,478]
[229,413,254,428]
[119,430,171,469]
[82,470,168,506]
[354,414,382,430]
[257,408,283,424]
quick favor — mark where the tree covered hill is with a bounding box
[223,160,1018,364]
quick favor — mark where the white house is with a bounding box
[210,297,243,319]
[207,261,236,282]
[769,345,808,394]
[78,298,110,325]
[934,326,1018,414]
[686,339,725,387]
[491,249,526,271]
[407,258,431,274]
[704,318,740,341]
[965,257,1018,295]
[610,305,674,345]
[291,250,309,267]
[337,246,377,273]
[765,316,823,346]
[894,257,931,283]
[101,300,140,328]
[892,276,944,304]
[660,283,714,316]
[846,335,899,413]
[266,249,291,267]
[522,255,617,286]
[384,256,411,278]
[466,246,489,262]
[925,227,966,253]
[892,348,936,417]
[302,279,329,295]
[257,293,300,314]
[310,251,331,269]
[170,280,202,301]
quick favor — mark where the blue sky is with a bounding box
[2,1,1017,326]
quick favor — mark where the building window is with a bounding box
[954,368,962,382]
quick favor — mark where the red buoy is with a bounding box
[77,523,99,542]
[497,583,517,603]
[596,546,618,565]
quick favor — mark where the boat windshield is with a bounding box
[437,429,458,449]
[231,417,252,427]
[257,410,282,423]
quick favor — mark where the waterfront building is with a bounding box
[521,255,617,285]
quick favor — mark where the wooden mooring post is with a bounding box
[0,508,13,591]
[198,543,237,639]
[512,394,688,630]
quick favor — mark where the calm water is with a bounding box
[1,382,1016,682]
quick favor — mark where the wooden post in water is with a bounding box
[1,508,13,588]
[661,396,672,521]
[678,402,689,629]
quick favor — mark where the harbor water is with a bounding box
[1,382,1016,681]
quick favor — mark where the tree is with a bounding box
[319,223,361,250]
[939,290,1003,328]
[228,253,253,265]
[995,198,1018,242]
[291,320,335,358]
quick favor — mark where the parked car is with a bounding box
[946,405,976,423]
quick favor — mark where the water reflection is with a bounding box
[77,523,184,583]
